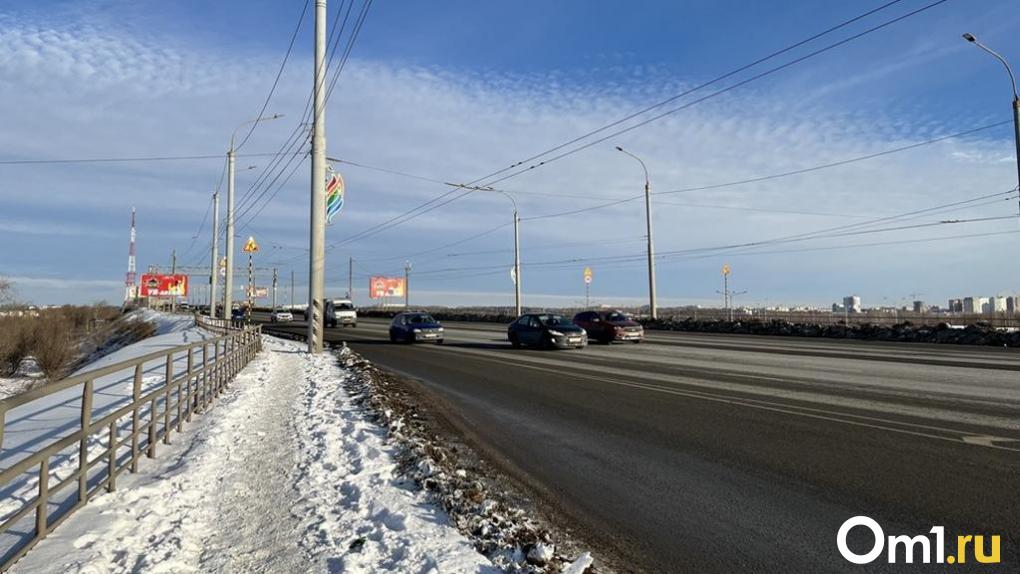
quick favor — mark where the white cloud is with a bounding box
[1,13,1017,307]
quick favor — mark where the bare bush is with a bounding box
[30,319,77,380]
[0,317,33,376]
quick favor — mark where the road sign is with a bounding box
[722,264,731,276]
[243,236,260,253]
[219,257,227,278]
[583,266,593,284]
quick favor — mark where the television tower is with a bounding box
[124,207,137,303]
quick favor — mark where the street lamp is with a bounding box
[615,146,658,320]
[224,114,283,316]
[210,165,256,319]
[447,183,523,317]
[962,32,1020,214]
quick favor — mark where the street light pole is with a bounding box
[209,191,219,318]
[616,146,657,320]
[963,33,1020,214]
[308,0,328,354]
[225,114,282,319]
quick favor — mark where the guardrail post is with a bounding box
[147,396,157,459]
[78,379,93,507]
[107,421,116,492]
[130,364,142,472]
[36,458,49,537]
[0,406,6,453]
[179,348,191,432]
[186,347,195,422]
[163,353,172,445]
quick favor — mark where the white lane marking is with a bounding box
[422,348,1020,453]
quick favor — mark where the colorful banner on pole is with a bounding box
[326,166,345,225]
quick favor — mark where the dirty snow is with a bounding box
[10,336,497,573]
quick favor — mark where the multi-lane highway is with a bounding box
[260,315,1020,573]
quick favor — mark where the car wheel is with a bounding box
[631,339,642,344]
[436,339,444,345]
[509,333,521,348]
[600,335,613,345]
[389,332,397,343]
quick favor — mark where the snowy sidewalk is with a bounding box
[10,336,495,573]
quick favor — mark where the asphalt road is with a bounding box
[260,314,1020,573]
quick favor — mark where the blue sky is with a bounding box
[1,0,1019,309]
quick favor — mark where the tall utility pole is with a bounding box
[170,249,177,313]
[307,0,328,353]
[404,261,411,310]
[348,257,353,300]
[272,268,278,310]
[451,184,523,316]
[963,33,1020,215]
[291,270,295,308]
[616,146,657,320]
[226,116,282,320]
[209,191,219,318]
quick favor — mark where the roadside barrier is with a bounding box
[0,316,262,571]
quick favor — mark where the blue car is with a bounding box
[389,312,444,344]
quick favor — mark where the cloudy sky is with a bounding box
[1,0,1019,309]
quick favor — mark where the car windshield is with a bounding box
[606,311,631,322]
[337,302,354,310]
[539,314,573,327]
[407,314,436,324]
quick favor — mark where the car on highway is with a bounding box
[230,307,245,321]
[508,313,587,349]
[270,309,293,323]
[573,309,644,344]
[389,312,444,344]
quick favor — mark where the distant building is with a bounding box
[990,296,1008,314]
[979,297,991,314]
[842,295,862,313]
[1008,296,1020,315]
[947,299,963,313]
[912,300,925,313]
[963,297,974,314]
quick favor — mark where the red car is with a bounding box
[572,310,644,344]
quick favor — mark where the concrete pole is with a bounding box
[616,147,657,320]
[1013,98,1020,214]
[272,268,278,310]
[348,256,353,300]
[291,270,295,308]
[307,0,327,353]
[225,149,236,316]
[404,261,411,310]
[644,177,657,320]
[247,253,254,323]
[513,209,522,317]
[209,191,219,318]
[171,250,177,313]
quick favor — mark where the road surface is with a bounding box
[260,315,1020,573]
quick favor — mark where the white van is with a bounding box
[333,299,357,327]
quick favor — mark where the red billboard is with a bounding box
[140,274,189,297]
[369,276,405,299]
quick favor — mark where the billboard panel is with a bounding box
[140,274,189,297]
[369,276,405,299]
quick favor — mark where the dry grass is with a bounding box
[0,317,33,376]
[30,316,77,380]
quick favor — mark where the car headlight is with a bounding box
[413,328,422,333]
[437,327,444,332]
[548,330,564,337]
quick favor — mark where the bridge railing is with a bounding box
[0,317,262,571]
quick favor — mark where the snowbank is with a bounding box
[9,337,498,573]
[0,312,212,553]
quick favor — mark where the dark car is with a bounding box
[573,310,644,344]
[389,312,444,344]
[508,313,587,349]
[230,307,246,321]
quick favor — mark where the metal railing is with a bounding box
[0,316,262,571]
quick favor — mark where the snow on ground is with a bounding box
[10,336,498,573]
[0,312,212,542]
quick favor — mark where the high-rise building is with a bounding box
[842,295,862,313]
[947,299,963,313]
[1008,296,1020,315]
[963,297,976,314]
[979,297,991,314]
[912,300,925,313]
[990,296,1008,314]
